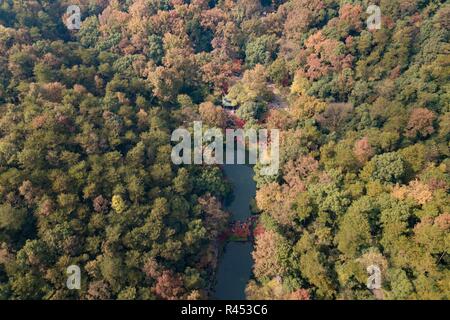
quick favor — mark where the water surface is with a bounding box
[214,163,256,299]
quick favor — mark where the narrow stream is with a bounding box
[214,163,256,299]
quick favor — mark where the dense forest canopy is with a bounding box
[0,0,449,300]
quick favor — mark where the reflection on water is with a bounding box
[214,242,254,300]
[214,163,256,299]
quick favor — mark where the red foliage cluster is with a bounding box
[218,231,229,243]
[154,270,185,300]
[288,288,311,300]
[405,108,436,139]
[230,221,251,240]
[253,223,266,238]
[233,115,246,128]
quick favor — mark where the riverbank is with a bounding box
[214,163,256,299]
